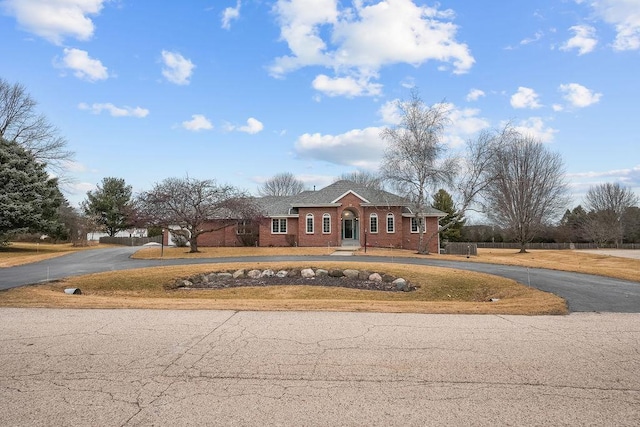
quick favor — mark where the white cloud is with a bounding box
[581,0,640,51]
[566,165,640,196]
[508,117,557,143]
[60,160,88,173]
[1,0,107,45]
[510,87,542,109]
[466,88,485,102]
[271,0,474,97]
[377,99,489,146]
[58,48,109,81]
[520,30,543,45]
[62,181,96,195]
[238,117,264,134]
[78,102,149,118]
[443,103,490,147]
[294,127,386,169]
[312,74,382,97]
[561,25,598,55]
[182,114,213,131]
[221,1,241,30]
[558,83,602,108]
[378,99,402,125]
[161,50,195,85]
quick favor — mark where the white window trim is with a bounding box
[386,213,395,233]
[370,213,378,234]
[306,213,314,234]
[271,218,287,234]
[410,217,426,233]
[322,213,331,234]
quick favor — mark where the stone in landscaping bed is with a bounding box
[168,267,415,292]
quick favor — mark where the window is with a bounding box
[271,218,287,234]
[236,219,252,235]
[411,217,426,233]
[323,213,331,234]
[370,213,378,233]
[306,214,314,234]
[386,213,395,233]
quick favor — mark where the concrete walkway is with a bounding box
[1,309,638,426]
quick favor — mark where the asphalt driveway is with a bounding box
[1,247,639,312]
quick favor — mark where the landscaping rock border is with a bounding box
[168,267,414,292]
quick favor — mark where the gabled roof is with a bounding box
[256,180,445,217]
[292,180,407,206]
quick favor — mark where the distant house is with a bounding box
[168,180,446,252]
[87,228,148,241]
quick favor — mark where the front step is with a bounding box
[331,245,360,256]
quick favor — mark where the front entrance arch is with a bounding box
[341,209,359,243]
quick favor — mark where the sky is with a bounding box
[1,0,639,217]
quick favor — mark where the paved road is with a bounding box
[1,308,638,426]
[1,247,639,312]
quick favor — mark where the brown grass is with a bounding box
[0,242,107,268]
[133,245,338,259]
[0,261,567,315]
[359,247,640,283]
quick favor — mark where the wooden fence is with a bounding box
[99,236,162,246]
[470,242,640,250]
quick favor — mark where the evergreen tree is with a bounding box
[0,138,63,242]
[82,177,133,237]
[432,188,465,243]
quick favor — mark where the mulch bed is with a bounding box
[185,275,415,292]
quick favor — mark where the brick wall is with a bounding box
[361,205,406,248]
[258,218,299,247]
[197,220,242,247]
[401,216,441,253]
[297,207,341,247]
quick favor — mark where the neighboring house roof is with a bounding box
[256,180,446,217]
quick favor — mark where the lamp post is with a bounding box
[161,229,164,257]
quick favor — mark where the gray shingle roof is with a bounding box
[256,180,446,217]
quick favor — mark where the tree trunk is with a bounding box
[189,235,199,253]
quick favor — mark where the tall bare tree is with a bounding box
[0,78,73,178]
[583,182,639,246]
[483,132,568,253]
[380,91,457,253]
[258,172,306,197]
[138,177,260,253]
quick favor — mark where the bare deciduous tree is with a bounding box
[337,171,384,190]
[483,133,568,253]
[380,91,457,253]
[258,172,306,197]
[583,182,639,246]
[0,78,73,178]
[138,177,260,253]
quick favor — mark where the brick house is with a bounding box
[192,180,446,253]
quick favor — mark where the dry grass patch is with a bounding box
[133,246,335,259]
[0,242,107,268]
[0,261,567,315]
[360,247,640,283]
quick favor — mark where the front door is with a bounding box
[343,219,354,239]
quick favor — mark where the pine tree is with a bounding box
[0,138,63,242]
[432,189,465,243]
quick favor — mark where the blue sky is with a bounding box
[1,0,639,213]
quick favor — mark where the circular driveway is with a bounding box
[1,247,639,312]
